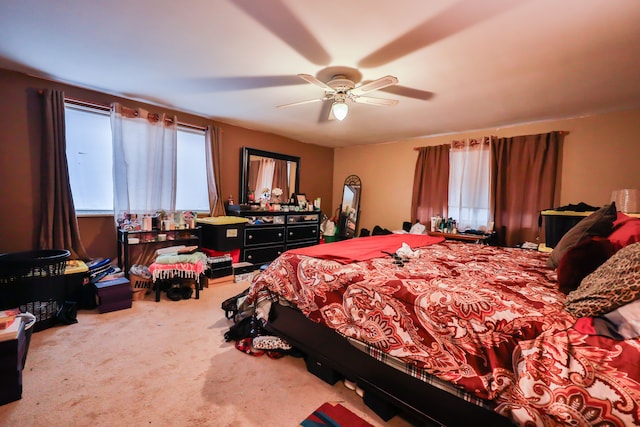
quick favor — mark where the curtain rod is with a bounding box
[38,90,207,132]
[413,131,570,150]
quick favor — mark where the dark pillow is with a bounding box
[547,204,617,269]
[556,236,615,294]
[608,212,640,251]
[565,242,640,318]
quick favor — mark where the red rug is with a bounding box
[300,402,374,427]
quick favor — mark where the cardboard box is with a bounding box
[206,275,235,287]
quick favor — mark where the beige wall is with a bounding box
[333,109,640,234]
[0,68,334,259]
[3,65,638,257]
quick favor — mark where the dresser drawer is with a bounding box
[287,213,320,224]
[287,224,319,242]
[244,245,285,265]
[244,226,285,246]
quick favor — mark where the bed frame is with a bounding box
[265,302,515,427]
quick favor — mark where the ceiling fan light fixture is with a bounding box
[332,101,348,121]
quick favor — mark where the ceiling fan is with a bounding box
[277,73,400,121]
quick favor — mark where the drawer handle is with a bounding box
[312,229,317,234]
[247,255,252,260]
[289,232,293,236]
[278,233,283,237]
[248,234,253,240]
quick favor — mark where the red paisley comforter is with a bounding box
[248,240,640,426]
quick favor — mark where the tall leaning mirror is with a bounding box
[339,175,361,238]
[240,147,300,204]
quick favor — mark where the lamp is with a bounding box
[331,93,349,121]
[611,188,640,213]
[331,102,348,121]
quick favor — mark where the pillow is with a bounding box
[547,203,617,269]
[603,298,640,339]
[556,236,615,294]
[564,241,640,318]
[572,298,640,339]
[608,212,640,250]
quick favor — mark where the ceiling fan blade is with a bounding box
[358,0,525,68]
[352,96,399,106]
[277,98,324,109]
[351,76,398,95]
[298,74,335,91]
[230,0,331,66]
[376,84,434,101]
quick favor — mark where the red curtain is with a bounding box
[491,131,564,246]
[411,144,450,224]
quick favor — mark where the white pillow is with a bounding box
[409,222,426,234]
[604,299,640,339]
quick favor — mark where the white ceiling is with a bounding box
[1,0,639,148]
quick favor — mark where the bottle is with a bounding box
[227,195,234,206]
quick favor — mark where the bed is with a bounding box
[245,210,640,426]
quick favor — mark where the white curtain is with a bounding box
[255,158,275,199]
[448,137,491,231]
[111,103,177,218]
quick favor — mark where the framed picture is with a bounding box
[294,193,307,205]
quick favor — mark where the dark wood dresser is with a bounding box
[227,206,321,265]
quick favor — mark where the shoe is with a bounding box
[266,350,286,359]
[253,335,292,351]
[344,379,357,390]
[181,286,193,299]
[166,285,182,301]
[235,338,264,356]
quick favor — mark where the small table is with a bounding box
[428,231,491,244]
[148,255,206,302]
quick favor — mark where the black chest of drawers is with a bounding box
[228,207,321,265]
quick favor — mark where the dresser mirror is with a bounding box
[339,175,361,238]
[240,147,300,204]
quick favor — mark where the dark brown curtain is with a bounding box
[205,125,225,216]
[411,144,450,224]
[39,89,89,260]
[492,131,564,246]
[271,159,289,201]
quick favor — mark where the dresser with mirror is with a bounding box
[233,147,320,265]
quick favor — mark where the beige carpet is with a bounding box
[0,280,415,427]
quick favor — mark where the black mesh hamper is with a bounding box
[0,249,70,332]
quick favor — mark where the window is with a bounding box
[65,103,209,214]
[447,140,491,231]
[175,127,209,212]
[65,105,113,213]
